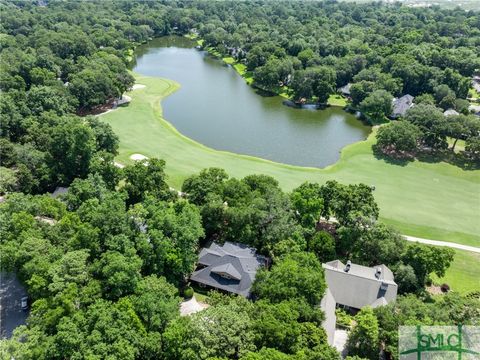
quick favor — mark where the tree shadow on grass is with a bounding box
[372,144,480,170]
[416,151,480,171]
[372,145,413,167]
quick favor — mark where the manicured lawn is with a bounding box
[222,57,235,65]
[193,290,209,303]
[101,73,480,249]
[327,94,348,107]
[205,46,221,58]
[447,137,466,153]
[232,63,254,85]
[431,249,480,294]
[468,87,479,100]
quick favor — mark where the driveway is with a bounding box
[0,272,29,339]
[180,296,209,316]
[333,329,348,357]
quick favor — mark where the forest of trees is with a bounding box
[1,0,479,195]
[375,104,480,163]
[2,160,475,359]
[0,1,479,359]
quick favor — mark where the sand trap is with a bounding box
[130,154,149,161]
[96,95,132,116]
[131,84,146,90]
[114,162,125,168]
[116,95,131,106]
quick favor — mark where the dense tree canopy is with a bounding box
[0,1,477,359]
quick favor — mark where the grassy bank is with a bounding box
[431,249,480,294]
[101,73,480,249]
[191,35,347,106]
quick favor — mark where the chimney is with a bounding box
[375,267,382,279]
[344,260,351,272]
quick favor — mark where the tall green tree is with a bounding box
[359,89,393,122]
[346,307,379,359]
[253,252,326,306]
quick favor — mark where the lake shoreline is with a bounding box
[101,73,480,252]
[131,36,371,168]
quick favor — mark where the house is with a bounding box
[190,241,268,297]
[338,83,352,98]
[320,288,337,345]
[320,260,398,345]
[391,94,414,118]
[51,186,68,198]
[469,104,480,117]
[444,109,459,117]
[472,76,480,93]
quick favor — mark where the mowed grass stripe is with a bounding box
[431,249,480,294]
[102,73,480,248]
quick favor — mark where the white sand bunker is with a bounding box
[114,162,125,168]
[130,154,149,161]
[131,84,146,90]
[116,95,131,106]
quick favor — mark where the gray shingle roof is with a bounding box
[391,94,414,117]
[322,260,397,310]
[472,79,480,93]
[211,263,243,281]
[338,83,352,96]
[320,288,336,345]
[444,109,459,116]
[190,241,267,297]
[51,186,68,198]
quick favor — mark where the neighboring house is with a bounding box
[190,241,268,298]
[444,109,459,117]
[338,83,352,98]
[472,76,480,93]
[51,186,68,198]
[469,104,480,117]
[320,260,398,345]
[0,272,29,339]
[391,94,414,118]
[320,288,337,345]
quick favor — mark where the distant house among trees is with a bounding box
[444,108,460,116]
[190,241,268,297]
[321,260,398,345]
[51,186,68,198]
[472,76,480,93]
[338,83,352,98]
[391,94,414,118]
[469,104,480,117]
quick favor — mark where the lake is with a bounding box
[132,36,371,168]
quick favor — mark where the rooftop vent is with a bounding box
[375,267,382,279]
[344,260,351,272]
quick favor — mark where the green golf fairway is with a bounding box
[431,249,480,294]
[102,73,480,248]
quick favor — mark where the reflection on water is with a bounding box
[132,36,371,167]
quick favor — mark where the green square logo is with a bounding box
[399,326,480,359]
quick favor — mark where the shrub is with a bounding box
[336,308,353,329]
[183,286,194,299]
[440,284,450,293]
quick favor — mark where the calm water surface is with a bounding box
[132,36,371,167]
